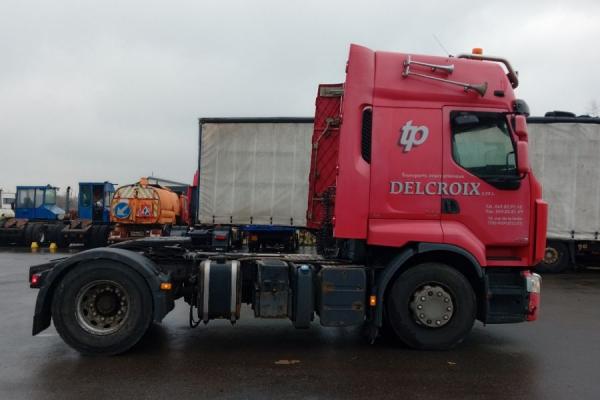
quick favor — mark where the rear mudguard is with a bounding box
[32,247,174,335]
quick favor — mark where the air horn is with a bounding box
[402,55,488,96]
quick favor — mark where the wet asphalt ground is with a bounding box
[0,248,599,400]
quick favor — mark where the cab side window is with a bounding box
[451,111,518,188]
[34,189,44,207]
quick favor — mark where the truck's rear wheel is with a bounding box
[51,260,153,355]
[536,241,569,273]
[23,224,34,245]
[385,263,476,350]
[93,225,109,247]
[85,226,108,248]
[48,224,68,248]
[24,224,44,246]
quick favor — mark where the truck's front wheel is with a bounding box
[51,260,153,355]
[385,263,476,350]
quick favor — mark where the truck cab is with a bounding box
[14,186,65,221]
[77,182,115,223]
[309,45,547,268]
[46,182,116,248]
[307,45,547,342]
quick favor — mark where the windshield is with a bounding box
[44,188,57,205]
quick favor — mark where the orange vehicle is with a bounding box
[109,178,187,241]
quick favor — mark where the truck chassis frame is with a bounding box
[29,237,540,355]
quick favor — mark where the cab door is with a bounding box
[441,107,531,265]
[78,184,93,220]
[368,107,443,247]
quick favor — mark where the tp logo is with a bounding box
[398,120,429,152]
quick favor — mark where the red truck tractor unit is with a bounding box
[28,45,546,355]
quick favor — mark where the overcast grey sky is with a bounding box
[1,0,599,194]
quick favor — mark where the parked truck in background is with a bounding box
[189,118,313,251]
[29,45,545,355]
[145,176,192,230]
[0,182,115,247]
[108,178,187,242]
[0,185,65,246]
[53,182,115,248]
[529,112,600,272]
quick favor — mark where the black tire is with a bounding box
[84,226,96,248]
[385,263,476,350]
[535,241,570,273]
[85,226,107,248]
[23,224,44,245]
[94,225,109,247]
[48,224,68,248]
[51,260,153,355]
[34,224,46,244]
[23,224,35,246]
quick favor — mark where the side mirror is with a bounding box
[514,115,528,141]
[517,141,530,175]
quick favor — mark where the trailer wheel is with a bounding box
[536,241,569,273]
[385,263,476,350]
[51,260,153,355]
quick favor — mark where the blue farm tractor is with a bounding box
[0,185,62,246]
[0,182,115,247]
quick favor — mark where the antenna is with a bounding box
[433,34,451,57]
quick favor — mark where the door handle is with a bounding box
[442,198,460,214]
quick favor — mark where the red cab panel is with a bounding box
[306,84,343,230]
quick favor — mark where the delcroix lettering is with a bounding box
[390,181,481,196]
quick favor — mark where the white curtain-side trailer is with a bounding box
[528,114,600,272]
[192,118,314,251]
